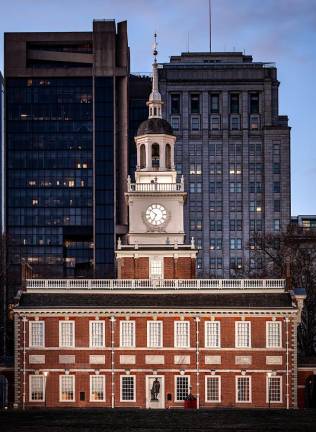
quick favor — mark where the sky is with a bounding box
[0,0,315,215]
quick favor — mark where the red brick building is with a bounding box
[13,43,308,409]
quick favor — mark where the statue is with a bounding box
[150,378,160,401]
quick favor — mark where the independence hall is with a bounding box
[13,42,306,410]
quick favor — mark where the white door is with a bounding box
[146,376,165,409]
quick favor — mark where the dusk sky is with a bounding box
[1,0,315,215]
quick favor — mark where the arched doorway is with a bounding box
[0,375,8,408]
[165,144,171,169]
[140,144,146,169]
[152,144,160,169]
[305,375,316,408]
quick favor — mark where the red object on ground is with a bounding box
[184,399,197,409]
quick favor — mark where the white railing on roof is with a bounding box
[26,278,285,291]
[128,183,184,192]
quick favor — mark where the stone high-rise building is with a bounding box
[159,52,291,278]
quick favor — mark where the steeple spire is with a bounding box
[147,32,163,119]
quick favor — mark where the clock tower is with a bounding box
[116,35,197,280]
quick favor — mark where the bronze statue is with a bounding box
[150,378,160,401]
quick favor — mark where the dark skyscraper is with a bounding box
[4,20,129,294]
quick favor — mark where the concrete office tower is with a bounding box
[4,20,129,290]
[159,52,291,278]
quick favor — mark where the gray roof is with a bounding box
[137,118,173,136]
[16,292,293,310]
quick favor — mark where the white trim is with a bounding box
[266,375,283,403]
[266,321,282,348]
[89,320,105,348]
[235,321,251,348]
[89,374,105,402]
[59,320,75,348]
[147,320,163,348]
[59,374,75,402]
[235,375,252,403]
[204,321,221,348]
[29,374,45,402]
[145,375,165,408]
[174,321,190,348]
[149,256,164,279]
[205,375,221,402]
[119,320,136,348]
[120,375,136,402]
[174,375,190,402]
[29,321,45,348]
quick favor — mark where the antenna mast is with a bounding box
[209,0,212,52]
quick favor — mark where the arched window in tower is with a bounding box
[165,144,171,169]
[140,144,146,169]
[152,144,160,169]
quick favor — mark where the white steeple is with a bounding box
[147,33,163,119]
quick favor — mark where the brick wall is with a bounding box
[119,257,195,279]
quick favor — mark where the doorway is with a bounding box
[146,376,165,409]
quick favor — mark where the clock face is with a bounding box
[145,204,167,226]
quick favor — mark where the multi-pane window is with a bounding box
[210,219,222,231]
[250,219,262,232]
[190,220,202,231]
[236,376,251,402]
[266,321,282,348]
[235,321,251,348]
[210,94,220,113]
[250,115,260,130]
[230,182,241,193]
[174,321,190,348]
[175,376,189,401]
[90,375,105,401]
[190,94,200,113]
[250,201,262,212]
[121,376,135,402]
[273,142,280,158]
[190,163,202,175]
[267,376,282,403]
[210,257,222,270]
[29,321,45,347]
[191,116,200,131]
[29,375,44,401]
[147,321,163,348]
[273,162,280,174]
[210,115,220,130]
[210,238,222,250]
[274,200,280,212]
[230,238,242,250]
[230,219,242,231]
[150,258,163,279]
[229,163,242,175]
[230,257,243,270]
[273,219,280,232]
[230,200,242,212]
[205,376,221,402]
[273,182,280,193]
[89,320,105,348]
[249,93,259,114]
[249,182,262,193]
[209,142,222,157]
[120,321,135,348]
[190,182,202,193]
[209,200,222,212]
[171,94,181,114]
[205,321,221,348]
[230,115,240,130]
[171,116,180,131]
[59,375,75,402]
[59,321,75,347]
[230,94,239,113]
[209,163,222,175]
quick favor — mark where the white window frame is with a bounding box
[149,257,163,279]
[235,321,251,348]
[236,375,252,403]
[29,321,45,348]
[89,320,105,348]
[210,114,221,131]
[205,375,221,402]
[119,320,136,348]
[230,114,240,130]
[205,321,221,348]
[266,321,282,348]
[250,114,260,130]
[266,375,282,403]
[191,115,201,131]
[120,375,136,402]
[59,374,75,402]
[29,374,45,402]
[147,320,163,348]
[175,375,190,402]
[59,320,75,348]
[174,321,190,348]
[89,375,105,402]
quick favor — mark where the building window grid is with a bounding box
[120,321,135,348]
[59,321,75,347]
[235,321,251,348]
[205,376,221,402]
[175,376,189,401]
[29,375,45,402]
[121,376,135,402]
[266,321,282,348]
[150,258,163,278]
[147,321,163,348]
[205,321,221,348]
[89,321,105,348]
[90,375,105,402]
[59,375,75,402]
[29,321,45,347]
[236,376,251,403]
[267,376,282,403]
[174,321,190,348]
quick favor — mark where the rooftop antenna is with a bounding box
[209,0,212,52]
[153,31,158,63]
